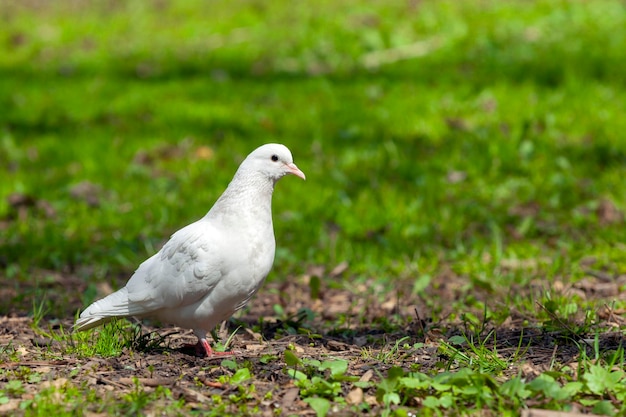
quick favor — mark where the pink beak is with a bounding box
[286,162,306,180]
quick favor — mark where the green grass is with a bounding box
[2,0,626,415]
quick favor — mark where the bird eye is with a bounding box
[271,154,279,162]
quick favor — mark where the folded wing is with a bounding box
[74,219,223,331]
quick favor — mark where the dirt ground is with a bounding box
[2,264,626,415]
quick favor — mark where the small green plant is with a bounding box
[285,350,356,415]
[4,380,25,397]
[0,343,18,362]
[33,319,143,357]
[538,290,596,336]
[375,336,413,363]
[440,332,510,374]
[30,295,49,329]
[210,325,242,353]
[269,307,316,336]
[127,325,168,353]
[122,378,152,415]
[92,321,132,356]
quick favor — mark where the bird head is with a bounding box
[243,143,306,182]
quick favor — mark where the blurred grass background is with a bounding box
[1,0,625,302]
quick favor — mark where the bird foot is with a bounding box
[185,339,235,358]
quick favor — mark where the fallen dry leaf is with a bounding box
[346,387,363,405]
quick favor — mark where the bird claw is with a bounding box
[195,339,236,358]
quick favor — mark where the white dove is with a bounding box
[74,143,305,357]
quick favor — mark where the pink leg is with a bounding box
[197,338,235,357]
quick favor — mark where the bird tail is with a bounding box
[73,287,132,332]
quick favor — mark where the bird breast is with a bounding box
[204,219,275,309]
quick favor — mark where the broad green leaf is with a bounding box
[399,375,430,390]
[220,359,237,370]
[289,369,308,381]
[259,354,276,364]
[422,396,440,408]
[579,398,599,406]
[501,377,531,399]
[592,400,616,416]
[562,381,583,397]
[304,397,331,417]
[231,368,251,384]
[584,365,624,395]
[527,374,571,400]
[383,392,400,406]
[388,366,404,380]
[284,350,301,367]
[319,359,348,378]
[439,393,454,408]
[303,358,321,369]
[461,312,480,326]
[273,304,285,316]
[448,335,466,345]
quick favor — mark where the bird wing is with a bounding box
[124,219,224,314]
